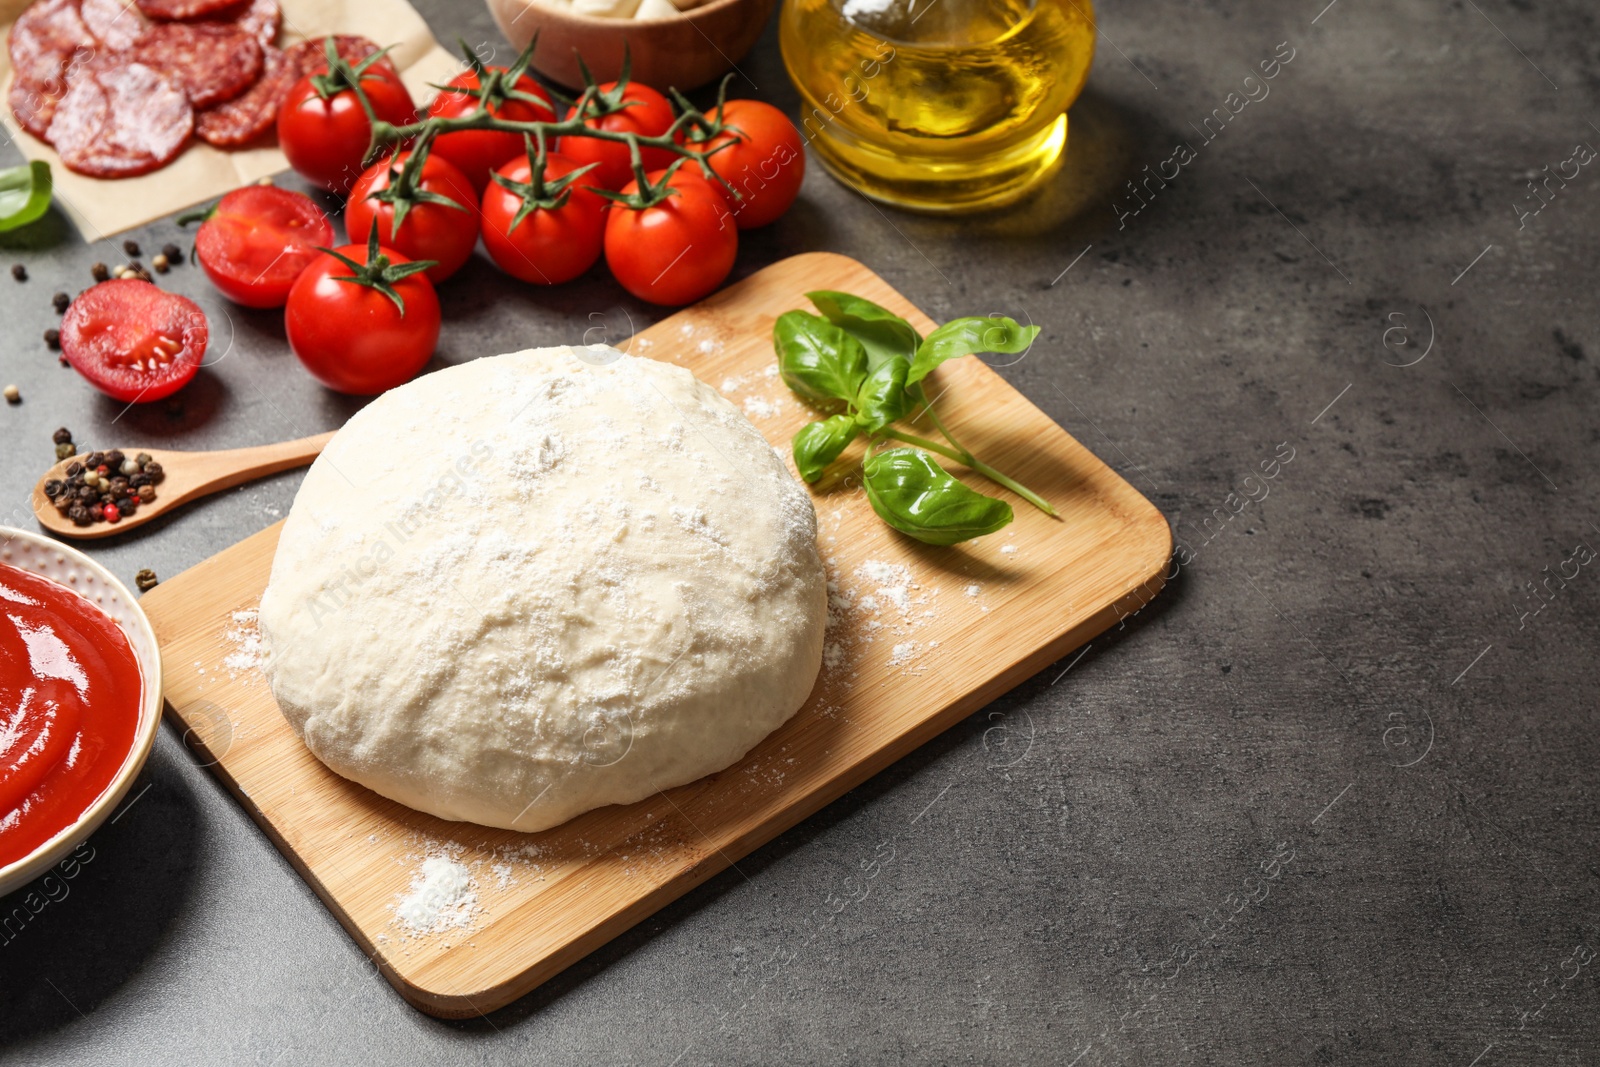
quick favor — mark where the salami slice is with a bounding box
[9,77,62,138]
[194,0,278,50]
[133,0,238,18]
[8,0,99,94]
[80,0,147,52]
[46,60,192,177]
[193,43,288,146]
[129,22,261,107]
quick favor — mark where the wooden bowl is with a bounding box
[486,0,778,91]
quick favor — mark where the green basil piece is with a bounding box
[792,414,860,482]
[0,161,52,233]
[807,290,921,371]
[861,448,1014,545]
[774,310,869,404]
[908,315,1040,385]
[853,356,912,433]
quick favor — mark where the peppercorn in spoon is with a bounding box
[32,431,336,540]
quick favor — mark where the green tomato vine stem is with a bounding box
[365,108,738,204]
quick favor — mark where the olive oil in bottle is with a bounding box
[780,0,1096,213]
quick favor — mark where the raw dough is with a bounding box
[258,346,826,832]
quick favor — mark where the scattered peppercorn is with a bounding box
[44,327,60,350]
[135,568,158,592]
[136,484,155,503]
[54,442,75,461]
[152,253,169,273]
[68,505,89,526]
[161,243,182,263]
[11,264,26,281]
[51,292,69,313]
[65,460,83,476]
[4,384,19,404]
[143,461,163,482]
[91,262,109,282]
[105,449,125,469]
[52,427,71,445]
[122,239,141,257]
[44,478,63,498]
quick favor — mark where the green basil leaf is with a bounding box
[0,161,52,233]
[792,414,860,482]
[861,448,1014,545]
[853,356,912,433]
[807,290,921,371]
[774,310,869,404]
[908,315,1040,385]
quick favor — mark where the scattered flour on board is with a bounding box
[965,584,981,597]
[817,553,944,682]
[743,395,781,419]
[222,609,265,682]
[394,855,479,937]
[1000,544,1018,556]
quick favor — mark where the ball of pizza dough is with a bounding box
[258,346,825,832]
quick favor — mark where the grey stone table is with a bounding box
[3,0,1597,1063]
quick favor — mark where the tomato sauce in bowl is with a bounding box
[0,562,144,869]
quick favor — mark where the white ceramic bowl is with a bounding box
[0,527,163,898]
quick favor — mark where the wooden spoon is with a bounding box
[32,431,336,540]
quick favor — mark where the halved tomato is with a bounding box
[193,185,335,308]
[61,280,209,402]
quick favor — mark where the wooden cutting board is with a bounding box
[141,252,1170,1018]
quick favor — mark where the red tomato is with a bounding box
[286,242,440,394]
[193,186,335,308]
[345,149,481,283]
[604,168,737,306]
[60,280,208,402]
[278,67,416,192]
[480,153,607,285]
[557,81,676,190]
[683,99,805,229]
[426,68,557,193]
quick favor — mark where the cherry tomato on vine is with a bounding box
[604,166,737,307]
[557,79,677,190]
[481,152,607,285]
[190,185,335,308]
[345,149,480,284]
[426,63,557,193]
[681,99,805,229]
[286,231,440,395]
[278,52,416,193]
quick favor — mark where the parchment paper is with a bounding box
[0,0,462,238]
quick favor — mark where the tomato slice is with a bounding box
[61,280,209,403]
[195,185,335,308]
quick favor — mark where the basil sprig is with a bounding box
[0,162,52,233]
[863,448,1015,545]
[774,290,1052,546]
